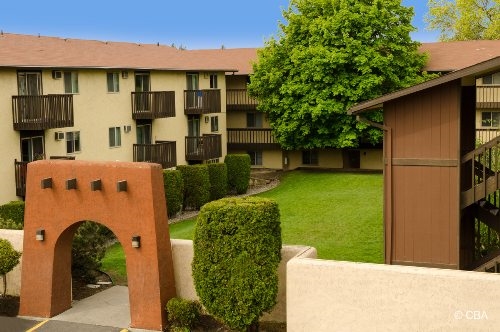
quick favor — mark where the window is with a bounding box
[64,71,79,94]
[21,135,44,161]
[210,74,218,89]
[302,150,318,165]
[66,131,81,153]
[109,127,121,147]
[247,112,263,128]
[107,72,120,92]
[136,124,152,144]
[211,116,219,132]
[248,151,263,166]
[482,111,500,127]
[483,72,500,85]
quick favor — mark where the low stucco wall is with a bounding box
[171,239,317,323]
[0,229,23,296]
[287,258,500,332]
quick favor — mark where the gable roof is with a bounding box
[0,33,238,72]
[421,40,500,72]
[349,56,500,115]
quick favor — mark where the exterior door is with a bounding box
[21,135,44,162]
[136,123,152,161]
[135,72,150,110]
[186,73,200,109]
[18,72,42,96]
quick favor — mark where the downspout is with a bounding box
[356,115,393,265]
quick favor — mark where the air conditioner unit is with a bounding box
[52,70,62,79]
[124,125,131,133]
[55,132,64,140]
[122,71,129,79]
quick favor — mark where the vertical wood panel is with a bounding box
[386,81,461,268]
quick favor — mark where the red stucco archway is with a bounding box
[19,160,176,331]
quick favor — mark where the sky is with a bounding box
[0,1,439,50]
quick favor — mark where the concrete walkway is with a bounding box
[11,286,158,332]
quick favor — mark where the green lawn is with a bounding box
[101,171,384,281]
[101,242,127,285]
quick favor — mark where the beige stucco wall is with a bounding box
[287,258,500,332]
[0,70,22,204]
[360,149,383,170]
[226,75,248,90]
[226,110,271,129]
[171,239,316,323]
[286,149,344,170]
[0,229,23,296]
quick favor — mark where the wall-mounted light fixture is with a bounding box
[131,235,141,248]
[36,229,45,241]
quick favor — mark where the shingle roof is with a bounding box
[1,32,500,75]
[0,33,239,72]
[421,40,500,72]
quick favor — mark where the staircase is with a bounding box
[461,136,500,271]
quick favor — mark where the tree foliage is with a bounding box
[0,239,22,296]
[248,0,430,150]
[426,0,500,41]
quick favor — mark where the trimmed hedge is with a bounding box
[163,170,184,218]
[0,201,25,228]
[207,163,228,201]
[224,154,251,194]
[177,165,210,210]
[166,297,202,329]
[192,197,282,331]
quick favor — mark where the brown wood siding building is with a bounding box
[384,81,461,268]
[350,57,500,271]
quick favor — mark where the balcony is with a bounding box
[133,141,177,169]
[12,94,74,130]
[15,156,75,197]
[184,90,221,114]
[226,89,258,111]
[185,134,222,161]
[477,86,500,109]
[227,128,280,149]
[131,91,176,120]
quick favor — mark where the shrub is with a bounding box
[224,154,251,194]
[0,238,22,296]
[163,170,184,218]
[166,297,202,330]
[192,197,282,331]
[0,201,25,227]
[177,165,210,210]
[207,163,228,201]
[72,221,114,283]
[0,217,22,230]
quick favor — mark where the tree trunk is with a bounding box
[246,320,259,332]
[1,274,6,297]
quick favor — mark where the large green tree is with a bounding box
[248,0,430,149]
[426,0,500,41]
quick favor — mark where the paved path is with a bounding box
[1,286,157,332]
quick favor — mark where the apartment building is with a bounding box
[0,33,233,204]
[1,33,500,206]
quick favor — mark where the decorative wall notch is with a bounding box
[90,179,102,191]
[117,180,127,192]
[66,178,77,190]
[41,178,52,189]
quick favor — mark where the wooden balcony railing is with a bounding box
[477,86,500,109]
[477,129,500,144]
[184,90,221,114]
[12,94,74,130]
[227,128,280,149]
[14,156,75,197]
[185,134,222,161]
[14,160,28,197]
[131,91,176,119]
[133,141,177,169]
[226,89,258,111]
